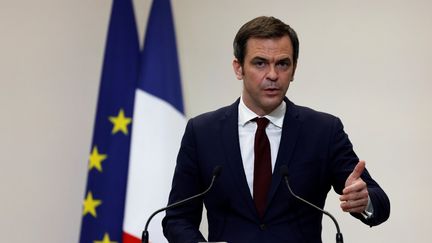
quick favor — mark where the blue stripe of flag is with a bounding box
[138,0,184,114]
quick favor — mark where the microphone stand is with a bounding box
[141,166,222,243]
[280,166,343,243]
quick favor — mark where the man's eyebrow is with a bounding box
[277,57,292,63]
[251,56,269,61]
[250,56,292,62]
[277,57,292,62]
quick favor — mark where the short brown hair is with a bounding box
[233,16,299,66]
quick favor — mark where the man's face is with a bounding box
[233,36,296,116]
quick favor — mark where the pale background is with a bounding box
[1,0,431,242]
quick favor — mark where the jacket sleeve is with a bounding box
[329,117,390,226]
[162,119,207,243]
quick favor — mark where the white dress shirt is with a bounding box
[238,97,286,196]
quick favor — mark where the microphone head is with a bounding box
[212,165,222,177]
[279,165,289,177]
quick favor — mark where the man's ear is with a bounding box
[232,59,243,80]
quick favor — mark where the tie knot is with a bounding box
[253,117,269,130]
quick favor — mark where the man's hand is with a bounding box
[340,160,369,213]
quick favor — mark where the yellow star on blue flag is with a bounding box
[83,191,102,218]
[88,146,107,172]
[109,109,132,135]
[94,233,118,243]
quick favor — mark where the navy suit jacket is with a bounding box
[162,98,390,243]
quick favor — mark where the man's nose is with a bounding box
[266,65,278,81]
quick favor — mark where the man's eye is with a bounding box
[276,62,290,70]
[254,61,266,68]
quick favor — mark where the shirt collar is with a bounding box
[238,96,286,128]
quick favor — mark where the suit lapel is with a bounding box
[267,100,302,207]
[220,99,257,217]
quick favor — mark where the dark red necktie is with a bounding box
[253,117,272,219]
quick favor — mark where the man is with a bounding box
[162,16,390,243]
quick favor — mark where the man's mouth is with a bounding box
[263,88,280,95]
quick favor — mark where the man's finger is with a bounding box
[340,198,368,213]
[341,204,368,213]
[340,187,368,201]
[342,179,367,195]
[346,160,366,184]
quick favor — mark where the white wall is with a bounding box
[1,0,431,242]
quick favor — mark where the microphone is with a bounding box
[279,165,343,243]
[141,165,222,243]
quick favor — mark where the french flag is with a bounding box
[79,0,185,243]
[124,0,186,242]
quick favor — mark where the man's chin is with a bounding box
[264,95,284,104]
[261,98,284,111]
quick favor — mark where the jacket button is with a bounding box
[260,224,267,230]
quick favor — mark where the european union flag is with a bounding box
[79,0,140,242]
